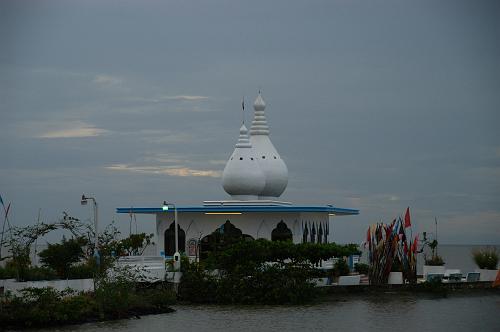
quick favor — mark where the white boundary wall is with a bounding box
[1,278,94,295]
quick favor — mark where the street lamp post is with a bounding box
[81,194,98,255]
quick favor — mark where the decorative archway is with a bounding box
[271,220,293,242]
[164,222,186,256]
[199,220,253,260]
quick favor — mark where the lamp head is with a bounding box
[162,201,169,211]
[81,194,88,206]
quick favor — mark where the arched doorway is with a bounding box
[199,220,253,259]
[271,220,292,242]
[164,222,186,256]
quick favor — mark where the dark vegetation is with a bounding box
[354,262,369,275]
[38,236,87,278]
[179,239,360,304]
[0,220,166,329]
[0,284,175,329]
[1,217,361,327]
[472,247,499,270]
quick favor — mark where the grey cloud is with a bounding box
[1,0,499,244]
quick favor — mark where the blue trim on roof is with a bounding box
[116,205,359,216]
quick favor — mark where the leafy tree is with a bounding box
[39,237,87,278]
[0,216,92,281]
[100,233,154,257]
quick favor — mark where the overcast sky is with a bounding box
[1,0,499,244]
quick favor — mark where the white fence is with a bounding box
[1,278,94,295]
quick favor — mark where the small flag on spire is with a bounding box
[242,97,245,111]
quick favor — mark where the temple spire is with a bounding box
[250,91,270,135]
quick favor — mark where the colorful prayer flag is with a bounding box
[404,207,411,228]
[493,270,500,288]
[411,234,419,253]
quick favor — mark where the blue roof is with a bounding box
[116,205,359,216]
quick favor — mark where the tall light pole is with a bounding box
[81,194,98,255]
[162,201,178,254]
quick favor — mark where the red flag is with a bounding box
[404,207,411,228]
[366,227,371,244]
[493,270,500,288]
[411,235,419,253]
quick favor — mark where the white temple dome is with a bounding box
[249,92,288,198]
[222,124,266,199]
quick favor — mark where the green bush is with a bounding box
[354,262,369,275]
[22,266,58,281]
[179,259,317,305]
[0,282,176,329]
[39,237,87,278]
[0,287,96,328]
[472,247,498,270]
[180,239,359,304]
[179,260,218,303]
[0,264,17,279]
[425,255,445,266]
[333,258,350,277]
[67,263,95,279]
[1,261,58,281]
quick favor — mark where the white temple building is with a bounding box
[117,92,358,259]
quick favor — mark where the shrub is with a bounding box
[179,260,317,305]
[178,260,218,303]
[67,262,95,279]
[23,266,58,281]
[39,237,87,279]
[0,283,176,329]
[0,263,16,279]
[180,239,360,305]
[425,255,445,266]
[354,262,369,275]
[333,258,350,277]
[472,247,498,270]
[0,287,96,328]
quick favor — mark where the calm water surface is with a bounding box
[40,291,500,332]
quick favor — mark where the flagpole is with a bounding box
[435,217,438,257]
[0,202,12,261]
[33,208,41,266]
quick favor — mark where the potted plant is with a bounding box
[388,258,403,284]
[422,238,445,278]
[472,247,499,281]
[354,262,369,275]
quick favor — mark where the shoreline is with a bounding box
[0,305,175,331]
[322,281,499,295]
[2,283,497,330]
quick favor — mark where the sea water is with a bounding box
[35,292,500,332]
